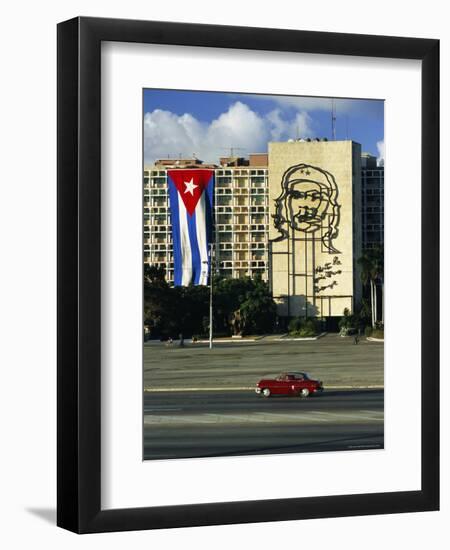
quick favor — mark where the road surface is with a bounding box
[143,388,384,460]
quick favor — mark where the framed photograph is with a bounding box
[57,17,439,533]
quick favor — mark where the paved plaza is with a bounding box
[144,333,383,390]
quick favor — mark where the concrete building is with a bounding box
[144,141,370,321]
[214,154,269,279]
[144,154,269,283]
[268,140,363,320]
[361,153,384,250]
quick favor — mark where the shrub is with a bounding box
[340,326,357,336]
[288,317,302,334]
[295,327,317,337]
[364,326,384,339]
[288,317,320,337]
[339,308,357,331]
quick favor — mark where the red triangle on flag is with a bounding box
[168,170,214,216]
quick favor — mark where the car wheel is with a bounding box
[299,388,310,398]
[262,388,271,398]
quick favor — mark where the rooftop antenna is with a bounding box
[345,115,349,140]
[331,99,337,141]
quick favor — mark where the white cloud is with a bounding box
[292,111,313,139]
[206,101,268,157]
[270,96,335,112]
[143,109,205,162]
[265,109,286,141]
[144,101,314,164]
[249,94,383,118]
[376,139,385,166]
[265,109,312,141]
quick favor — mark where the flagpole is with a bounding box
[209,242,213,350]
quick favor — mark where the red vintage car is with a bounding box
[255,372,323,398]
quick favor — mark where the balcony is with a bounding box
[216,188,232,195]
[216,177,232,186]
[217,216,233,225]
[250,224,267,232]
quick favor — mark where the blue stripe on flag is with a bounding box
[168,177,182,286]
[205,174,214,284]
[187,209,201,285]
[205,174,214,250]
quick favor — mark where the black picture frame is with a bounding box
[57,16,439,533]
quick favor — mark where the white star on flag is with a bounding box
[183,178,198,195]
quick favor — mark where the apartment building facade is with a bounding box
[144,154,269,283]
[361,152,384,250]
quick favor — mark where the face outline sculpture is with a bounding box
[273,163,341,253]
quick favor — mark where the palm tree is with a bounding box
[357,247,384,328]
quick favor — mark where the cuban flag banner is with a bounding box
[167,169,214,286]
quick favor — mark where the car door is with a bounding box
[278,374,292,395]
[291,375,305,395]
[273,375,289,395]
[285,375,298,395]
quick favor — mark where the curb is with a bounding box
[279,332,327,341]
[145,338,259,345]
[144,385,384,392]
[195,338,257,343]
[367,337,384,342]
[144,334,330,345]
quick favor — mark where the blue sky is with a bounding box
[143,89,384,165]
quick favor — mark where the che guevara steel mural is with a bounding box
[271,163,343,309]
[272,163,341,253]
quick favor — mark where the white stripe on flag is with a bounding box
[178,197,193,286]
[195,193,209,285]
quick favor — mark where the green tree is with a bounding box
[239,276,277,334]
[338,307,357,335]
[357,247,384,328]
[174,284,209,337]
[357,297,372,329]
[211,275,276,335]
[143,265,175,337]
[143,269,277,338]
[213,276,255,333]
